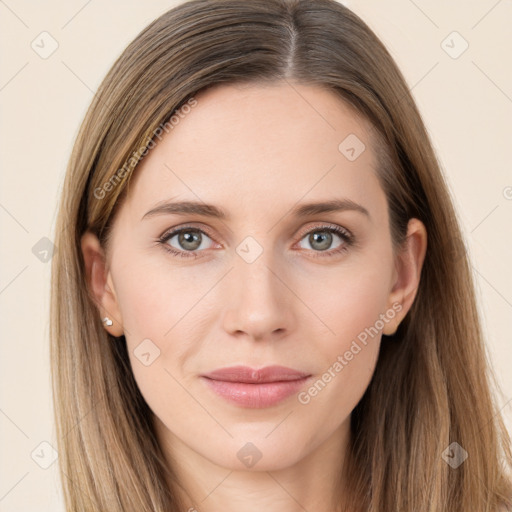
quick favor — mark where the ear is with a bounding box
[80,231,124,337]
[383,218,427,335]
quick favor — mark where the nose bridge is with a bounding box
[222,237,293,339]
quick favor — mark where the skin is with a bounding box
[81,81,427,511]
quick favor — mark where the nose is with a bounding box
[222,247,296,342]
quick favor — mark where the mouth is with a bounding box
[200,365,312,408]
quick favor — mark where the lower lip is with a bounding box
[201,376,311,408]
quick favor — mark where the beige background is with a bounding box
[1,0,511,510]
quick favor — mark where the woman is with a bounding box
[50,0,512,510]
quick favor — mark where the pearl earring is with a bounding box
[102,317,113,327]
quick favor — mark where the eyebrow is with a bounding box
[141,198,370,221]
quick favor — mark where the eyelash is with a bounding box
[157,223,355,260]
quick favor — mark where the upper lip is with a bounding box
[201,365,310,383]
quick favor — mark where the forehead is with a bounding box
[124,81,385,220]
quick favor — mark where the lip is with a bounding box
[200,365,312,408]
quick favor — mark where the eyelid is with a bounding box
[158,221,354,258]
[158,223,220,246]
[159,222,352,244]
[294,222,352,242]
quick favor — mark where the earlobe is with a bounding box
[383,218,427,336]
[80,231,124,337]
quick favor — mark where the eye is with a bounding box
[159,226,216,258]
[158,223,354,259]
[296,224,354,258]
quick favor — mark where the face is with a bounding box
[83,81,425,474]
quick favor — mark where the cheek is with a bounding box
[295,255,392,350]
[111,251,215,396]
[112,251,204,340]
[111,256,203,425]
[293,274,387,435]
[292,255,391,407]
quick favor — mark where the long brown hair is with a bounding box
[50,0,512,510]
